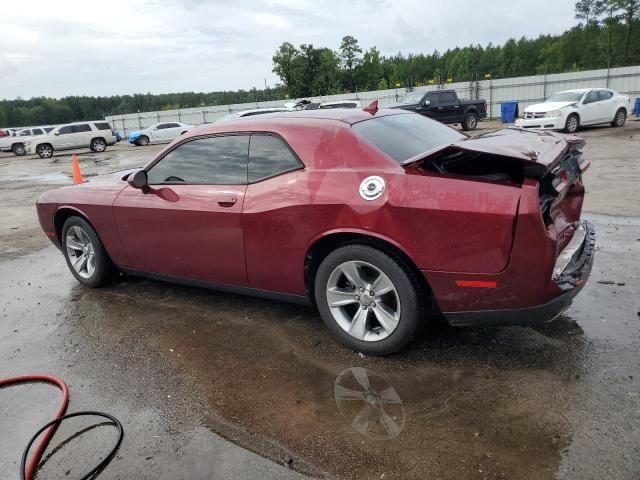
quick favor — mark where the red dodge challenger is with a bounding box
[36,107,595,355]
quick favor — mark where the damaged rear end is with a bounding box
[406,128,595,326]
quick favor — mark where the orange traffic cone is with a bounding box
[71,154,84,184]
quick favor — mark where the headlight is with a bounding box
[545,110,562,117]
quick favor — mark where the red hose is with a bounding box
[0,375,69,480]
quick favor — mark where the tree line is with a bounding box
[1,0,638,128]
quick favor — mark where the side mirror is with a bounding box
[54,132,59,136]
[423,100,431,106]
[128,170,149,191]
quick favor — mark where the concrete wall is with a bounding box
[106,65,640,135]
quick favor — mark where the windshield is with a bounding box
[545,91,584,103]
[398,91,425,105]
[352,113,466,163]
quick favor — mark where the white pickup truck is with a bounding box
[0,126,55,156]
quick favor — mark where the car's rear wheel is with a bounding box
[136,135,150,146]
[36,144,54,159]
[12,143,26,156]
[611,108,626,127]
[314,244,423,355]
[565,113,579,133]
[62,216,114,287]
[90,138,107,152]
[461,112,478,131]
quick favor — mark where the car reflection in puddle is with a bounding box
[334,367,404,439]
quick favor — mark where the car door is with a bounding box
[420,92,441,120]
[437,91,461,122]
[164,122,183,141]
[71,123,92,148]
[597,90,615,121]
[148,124,164,143]
[53,125,75,149]
[580,90,602,125]
[113,134,250,286]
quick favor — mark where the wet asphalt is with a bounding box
[1,121,640,479]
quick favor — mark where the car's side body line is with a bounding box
[120,268,312,306]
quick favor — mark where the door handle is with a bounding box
[217,196,237,207]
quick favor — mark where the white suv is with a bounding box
[26,121,117,158]
[0,126,55,156]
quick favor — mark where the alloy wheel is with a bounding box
[566,115,578,133]
[326,260,401,342]
[93,139,106,152]
[65,226,96,279]
[615,110,626,127]
[38,145,53,158]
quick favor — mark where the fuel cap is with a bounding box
[359,176,385,200]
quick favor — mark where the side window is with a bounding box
[165,123,180,128]
[249,135,302,183]
[95,122,112,130]
[58,126,73,135]
[147,135,249,185]
[32,129,44,135]
[155,124,168,130]
[73,124,91,133]
[584,91,599,104]
[439,92,457,103]
[44,127,54,133]
[598,90,613,101]
[426,93,438,105]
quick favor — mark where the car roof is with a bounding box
[219,107,400,127]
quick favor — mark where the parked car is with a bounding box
[390,89,487,130]
[127,122,194,146]
[115,130,123,142]
[215,108,292,124]
[515,88,631,133]
[0,126,55,156]
[36,108,594,355]
[26,121,117,158]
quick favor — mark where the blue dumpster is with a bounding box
[500,101,519,123]
[634,97,640,117]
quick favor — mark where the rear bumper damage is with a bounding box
[443,222,595,327]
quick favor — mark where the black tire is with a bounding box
[136,135,150,146]
[90,137,107,152]
[61,216,114,287]
[36,143,54,159]
[611,108,626,128]
[461,112,478,131]
[314,244,424,355]
[12,143,26,156]
[564,113,579,133]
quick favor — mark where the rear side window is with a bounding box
[95,122,112,130]
[73,124,91,133]
[439,92,457,103]
[352,113,465,163]
[598,90,613,101]
[32,129,44,135]
[44,127,54,133]
[165,123,180,128]
[249,135,301,182]
[58,126,73,135]
[148,135,249,185]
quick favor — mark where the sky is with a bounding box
[0,0,577,100]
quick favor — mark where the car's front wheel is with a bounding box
[611,108,626,128]
[36,144,54,159]
[461,112,478,131]
[314,244,423,355]
[62,216,114,287]
[12,143,26,156]
[565,113,579,133]
[136,135,150,146]
[90,138,107,152]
